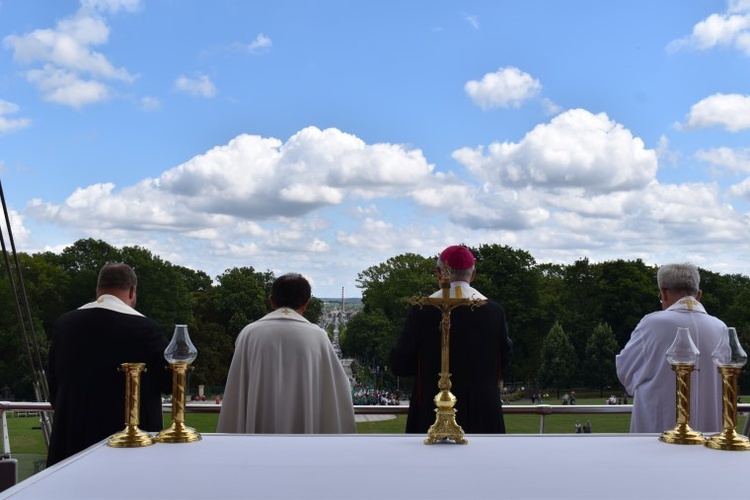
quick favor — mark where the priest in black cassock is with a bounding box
[390,245,513,434]
[46,263,171,466]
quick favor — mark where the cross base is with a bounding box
[424,389,467,445]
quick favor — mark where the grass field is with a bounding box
[4,397,749,483]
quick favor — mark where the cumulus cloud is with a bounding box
[452,108,657,193]
[18,119,750,295]
[464,67,541,109]
[1,1,136,107]
[695,147,750,174]
[28,126,435,230]
[2,209,31,246]
[667,3,750,55]
[174,73,217,98]
[0,99,32,133]
[729,177,750,199]
[680,93,750,131]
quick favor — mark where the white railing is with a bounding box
[2,401,749,455]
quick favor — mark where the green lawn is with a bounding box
[4,398,749,483]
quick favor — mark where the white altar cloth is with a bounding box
[2,433,748,499]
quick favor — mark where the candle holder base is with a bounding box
[659,424,706,445]
[705,430,750,451]
[154,421,202,444]
[424,390,467,445]
[107,426,155,448]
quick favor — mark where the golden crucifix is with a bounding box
[408,277,487,444]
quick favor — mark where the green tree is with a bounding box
[472,244,543,382]
[211,267,274,334]
[557,258,600,368]
[596,259,657,350]
[582,322,620,396]
[538,322,577,396]
[356,253,435,322]
[340,308,397,373]
[55,238,121,310]
[120,245,194,328]
[349,253,434,374]
[188,320,234,387]
[304,296,324,325]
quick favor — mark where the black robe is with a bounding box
[46,307,171,466]
[390,300,512,434]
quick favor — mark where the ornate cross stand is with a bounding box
[408,278,486,445]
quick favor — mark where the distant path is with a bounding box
[355,414,396,422]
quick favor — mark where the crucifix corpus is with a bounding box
[408,277,487,444]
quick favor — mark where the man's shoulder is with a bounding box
[636,308,725,331]
[55,307,160,330]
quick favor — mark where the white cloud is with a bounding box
[681,93,750,131]
[730,0,750,13]
[2,3,136,107]
[452,108,657,193]
[3,209,31,246]
[18,123,750,297]
[0,99,32,133]
[729,177,750,199]
[27,65,111,107]
[174,73,217,98]
[245,34,272,54]
[28,126,435,229]
[464,67,541,109]
[667,6,750,55]
[541,98,562,116]
[695,147,750,174]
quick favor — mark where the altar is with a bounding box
[2,433,749,499]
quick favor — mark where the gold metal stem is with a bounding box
[409,278,486,445]
[659,363,706,445]
[705,365,750,451]
[154,362,201,443]
[107,363,155,448]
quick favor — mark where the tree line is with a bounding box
[2,239,749,400]
[341,244,750,395]
[0,238,322,399]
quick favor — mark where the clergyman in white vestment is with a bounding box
[616,263,725,434]
[217,273,356,434]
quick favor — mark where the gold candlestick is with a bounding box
[659,363,706,444]
[659,327,706,445]
[155,325,201,444]
[409,278,486,445]
[705,327,750,451]
[155,361,201,443]
[107,363,156,448]
[705,365,750,450]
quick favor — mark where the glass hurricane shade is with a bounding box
[666,327,700,366]
[164,324,198,364]
[711,327,747,368]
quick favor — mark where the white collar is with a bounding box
[429,281,487,300]
[78,294,144,317]
[666,296,706,314]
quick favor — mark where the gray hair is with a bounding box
[436,256,474,282]
[657,263,700,296]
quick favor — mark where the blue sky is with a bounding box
[1,0,750,298]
